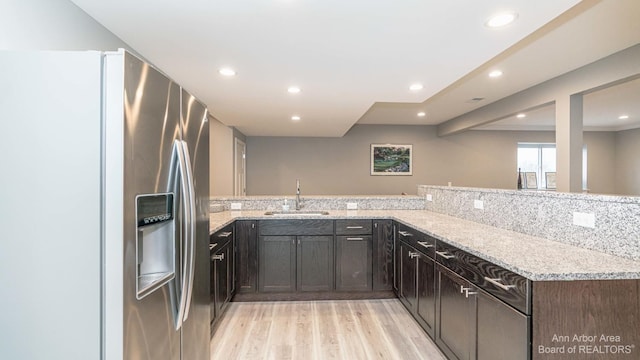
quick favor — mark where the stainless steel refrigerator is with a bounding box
[0,50,210,360]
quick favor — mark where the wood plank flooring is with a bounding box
[210,299,447,360]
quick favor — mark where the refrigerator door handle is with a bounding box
[171,140,191,331]
[180,140,197,321]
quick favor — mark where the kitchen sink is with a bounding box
[264,210,330,216]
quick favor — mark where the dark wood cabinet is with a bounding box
[477,287,530,360]
[398,236,437,338]
[212,240,232,320]
[235,220,257,293]
[399,241,418,309]
[435,264,476,360]
[336,235,372,291]
[210,224,235,328]
[259,235,296,292]
[258,220,335,293]
[297,235,334,291]
[372,220,393,291]
[416,251,436,337]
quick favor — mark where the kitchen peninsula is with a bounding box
[209,190,640,360]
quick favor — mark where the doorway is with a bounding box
[234,138,246,196]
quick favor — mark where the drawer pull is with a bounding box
[346,237,364,241]
[211,253,224,261]
[409,251,419,259]
[209,243,218,250]
[417,241,433,249]
[218,231,233,238]
[484,277,517,291]
[346,226,364,229]
[398,231,413,237]
[436,251,455,259]
[460,285,478,298]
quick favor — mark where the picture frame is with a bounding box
[370,144,412,176]
[524,172,538,189]
[545,172,556,189]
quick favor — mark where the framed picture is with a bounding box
[524,172,538,189]
[545,172,556,189]
[371,144,412,176]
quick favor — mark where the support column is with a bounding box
[555,94,583,192]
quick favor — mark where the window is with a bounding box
[517,143,556,189]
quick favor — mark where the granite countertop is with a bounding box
[209,209,640,282]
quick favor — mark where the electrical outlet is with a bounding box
[346,202,358,210]
[474,199,484,210]
[230,202,242,210]
[573,212,595,228]
[426,194,433,202]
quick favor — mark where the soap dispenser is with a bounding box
[282,199,290,212]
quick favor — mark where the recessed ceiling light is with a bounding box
[409,83,424,91]
[516,113,526,118]
[618,115,630,120]
[218,67,236,76]
[291,115,301,121]
[489,70,503,78]
[417,112,426,117]
[485,12,518,28]
[287,86,301,94]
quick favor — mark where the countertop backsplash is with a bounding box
[418,185,640,261]
[210,195,426,212]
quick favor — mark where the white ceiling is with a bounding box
[69,0,639,137]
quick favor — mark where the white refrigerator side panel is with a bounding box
[0,51,103,359]
[103,50,126,360]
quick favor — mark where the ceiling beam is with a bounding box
[436,43,640,137]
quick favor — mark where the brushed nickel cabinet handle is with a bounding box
[436,251,454,259]
[346,226,364,229]
[218,231,232,238]
[417,241,433,248]
[346,237,364,241]
[484,277,517,291]
[211,253,224,261]
[398,230,413,237]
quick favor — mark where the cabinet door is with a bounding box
[259,235,296,292]
[373,220,393,291]
[476,288,530,360]
[213,242,230,319]
[297,235,334,292]
[336,236,372,291]
[235,220,257,293]
[399,242,417,310]
[393,224,401,293]
[416,253,436,337]
[435,264,476,360]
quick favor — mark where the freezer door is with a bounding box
[180,88,211,360]
[122,52,181,360]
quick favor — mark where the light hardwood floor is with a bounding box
[210,299,447,360]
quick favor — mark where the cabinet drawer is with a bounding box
[335,219,372,235]
[210,224,234,249]
[396,223,435,258]
[435,241,531,314]
[259,219,334,236]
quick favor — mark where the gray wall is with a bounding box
[245,124,628,196]
[616,128,640,195]
[209,116,234,196]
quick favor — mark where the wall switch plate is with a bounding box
[573,212,595,228]
[230,202,242,210]
[346,202,358,210]
[474,199,484,210]
[426,194,433,202]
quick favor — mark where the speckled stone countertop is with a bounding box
[209,209,640,282]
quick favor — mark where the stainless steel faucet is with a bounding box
[295,179,302,210]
